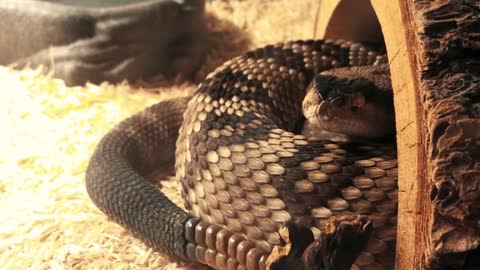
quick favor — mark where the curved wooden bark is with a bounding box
[314,0,383,42]
[316,0,480,269]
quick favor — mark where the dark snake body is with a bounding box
[86,40,398,270]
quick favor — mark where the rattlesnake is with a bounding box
[86,39,398,270]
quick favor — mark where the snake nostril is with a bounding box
[331,96,345,107]
[318,101,332,118]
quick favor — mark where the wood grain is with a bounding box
[316,0,480,268]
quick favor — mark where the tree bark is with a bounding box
[316,0,480,269]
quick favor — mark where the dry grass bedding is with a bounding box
[1,1,324,269]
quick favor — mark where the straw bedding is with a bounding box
[1,1,322,269]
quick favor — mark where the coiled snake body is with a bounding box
[86,40,398,270]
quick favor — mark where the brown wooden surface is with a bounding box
[316,0,480,269]
[370,1,426,268]
[314,0,383,42]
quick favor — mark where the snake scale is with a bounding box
[86,39,398,270]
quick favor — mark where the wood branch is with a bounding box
[266,216,372,270]
[316,0,480,269]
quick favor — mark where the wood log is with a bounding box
[316,0,480,269]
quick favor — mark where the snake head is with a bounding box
[302,65,395,140]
